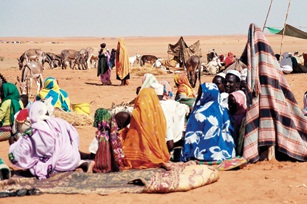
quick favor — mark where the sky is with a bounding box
[1,0,306,37]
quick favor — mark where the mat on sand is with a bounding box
[0,161,219,195]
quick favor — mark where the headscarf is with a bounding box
[180,83,235,162]
[159,80,174,100]
[229,90,247,130]
[174,72,195,98]
[122,88,170,169]
[116,38,130,80]
[240,23,307,162]
[140,73,159,90]
[225,52,235,67]
[36,77,71,112]
[1,83,22,126]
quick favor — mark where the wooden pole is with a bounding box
[280,0,292,55]
[263,0,274,32]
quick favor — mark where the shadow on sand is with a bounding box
[84,82,121,87]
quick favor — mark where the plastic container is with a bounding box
[71,103,90,115]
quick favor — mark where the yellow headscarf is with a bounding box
[174,72,196,98]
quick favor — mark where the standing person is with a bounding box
[116,38,130,86]
[97,43,112,85]
[8,101,81,179]
[180,83,235,162]
[0,83,23,142]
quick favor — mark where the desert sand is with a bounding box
[0,34,307,204]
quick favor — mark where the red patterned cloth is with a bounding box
[240,24,307,162]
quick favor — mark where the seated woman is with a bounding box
[0,83,24,142]
[87,108,127,173]
[174,72,196,109]
[180,83,235,162]
[228,90,247,156]
[36,77,71,112]
[122,88,170,169]
[8,101,81,179]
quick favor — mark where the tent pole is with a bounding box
[263,0,274,32]
[280,0,292,55]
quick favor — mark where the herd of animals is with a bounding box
[15,47,233,100]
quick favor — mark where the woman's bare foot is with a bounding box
[87,161,95,173]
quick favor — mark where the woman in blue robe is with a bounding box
[180,83,235,162]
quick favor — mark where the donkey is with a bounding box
[17,49,46,70]
[17,61,44,98]
[185,55,201,88]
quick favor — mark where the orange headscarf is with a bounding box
[174,72,196,98]
[116,38,130,80]
[122,88,170,169]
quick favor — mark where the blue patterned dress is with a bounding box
[180,83,235,162]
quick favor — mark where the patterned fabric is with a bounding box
[122,88,170,169]
[0,168,166,195]
[240,23,307,162]
[9,101,81,179]
[0,83,22,126]
[216,156,247,171]
[174,72,196,98]
[141,161,219,193]
[116,38,130,80]
[93,108,127,173]
[36,77,71,112]
[180,83,235,162]
[98,48,112,85]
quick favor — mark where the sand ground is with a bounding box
[0,35,306,204]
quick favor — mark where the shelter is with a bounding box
[167,36,202,66]
[267,24,307,40]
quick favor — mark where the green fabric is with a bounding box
[266,27,281,34]
[0,158,11,180]
[267,24,307,40]
[93,108,112,127]
[176,97,195,107]
[0,83,21,126]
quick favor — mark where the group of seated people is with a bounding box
[277,51,307,74]
[1,67,306,179]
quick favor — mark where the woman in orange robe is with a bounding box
[116,38,130,86]
[122,88,170,169]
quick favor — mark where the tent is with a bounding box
[167,36,202,66]
[266,24,307,40]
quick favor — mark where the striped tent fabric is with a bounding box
[240,23,307,162]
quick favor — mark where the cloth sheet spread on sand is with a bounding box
[0,161,219,195]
